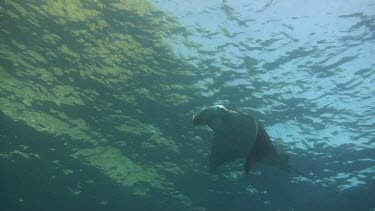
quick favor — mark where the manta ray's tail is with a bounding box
[291,166,366,210]
[288,165,346,198]
[278,154,358,203]
[276,153,344,197]
[271,153,292,173]
[280,153,291,171]
[277,152,340,195]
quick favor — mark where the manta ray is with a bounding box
[192,105,352,201]
[192,105,290,174]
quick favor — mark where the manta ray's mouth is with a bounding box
[192,114,206,126]
[192,115,199,125]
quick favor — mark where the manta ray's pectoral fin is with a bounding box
[244,140,265,174]
[244,152,256,174]
[244,123,276,174]
[209,133,241,173]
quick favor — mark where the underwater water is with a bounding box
[0,0,374,210]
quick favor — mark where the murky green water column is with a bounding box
[0,0,204,210]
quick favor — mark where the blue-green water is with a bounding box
[0,0,374,210]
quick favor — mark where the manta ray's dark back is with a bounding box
[192,105,290,174]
